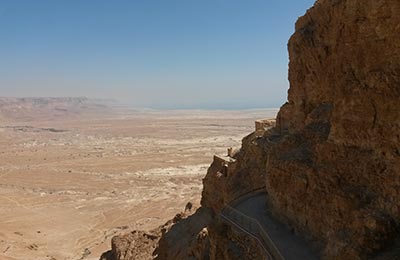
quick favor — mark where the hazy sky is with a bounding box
[0,0,315,109]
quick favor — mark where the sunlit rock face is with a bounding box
[104,1,400,259]
[269,0,400,258]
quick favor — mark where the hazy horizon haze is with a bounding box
[0,0,315,109]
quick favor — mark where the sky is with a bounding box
[0,0,315,109]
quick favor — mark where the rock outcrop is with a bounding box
[267,0,400,258]
[100,205,211,260]
[103,0,400,259]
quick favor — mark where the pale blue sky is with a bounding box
[0,0,315,109]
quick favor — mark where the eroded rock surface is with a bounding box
[268,0,400,258]
[100,205,212,260]
[103,0,400,259]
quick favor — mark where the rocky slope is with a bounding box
[103,0,400,259]
[100,205,213,260]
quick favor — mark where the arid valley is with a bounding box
[1,0,400,259]
[0,98,277,260]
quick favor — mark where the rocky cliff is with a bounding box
[103,0,400,259]
[268,0,400,258]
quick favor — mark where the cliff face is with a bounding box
[104,0,400,259]
[201,127,273,212]
[189,0,400,258]
[268,0,400,258]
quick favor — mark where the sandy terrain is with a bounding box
[0,106,277,260]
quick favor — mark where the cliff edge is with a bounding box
[103,0,400,259]
[266,0,400,258]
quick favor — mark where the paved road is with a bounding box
[223,192,320,260]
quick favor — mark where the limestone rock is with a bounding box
[154,207,212,260]
[101,0,400,259]
[268,0,400,258]
[101,206,212,260]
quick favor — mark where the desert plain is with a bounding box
[0,99,277,260]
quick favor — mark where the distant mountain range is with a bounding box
[0,97,116,122]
